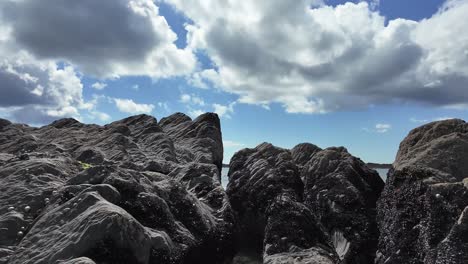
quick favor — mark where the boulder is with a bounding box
[377,119,468,264]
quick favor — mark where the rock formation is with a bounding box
[0,113,234,264]
[300,146,384,263]
[377,119,468,264]
[2,113,467,264]
[227,142,384,263]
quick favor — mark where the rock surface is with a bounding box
[2,113,467,264]
[0,113,234,264]
[301,146,384,264]
[377,119,468,264]
[227,142,384,263]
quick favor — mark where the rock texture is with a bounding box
[377,119,468,264]
[227,142,384,263]
[299,145,384,264]
[0,113,234,264]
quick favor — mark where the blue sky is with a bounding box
[1,0,467,164]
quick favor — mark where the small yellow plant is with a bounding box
[78,161,92,170]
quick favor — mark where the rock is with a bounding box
[301,146,384,263]
[394,118,468,182]
[160,113,224,173]
[0,113,234,264]
[58,257,96,264]
[227,142,384,263]
[227,143,338,263]
[377,119,468,264]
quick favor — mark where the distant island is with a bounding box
[223,162,392,169]
[367,162,392,169]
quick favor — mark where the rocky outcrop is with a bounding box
[301,146,384,264]
[0,113,234,264]
[227,142,384,263]
[377,119,468,264]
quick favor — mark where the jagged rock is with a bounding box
[377,119,468,264]
[301,146,384,264]
[228,142,384,263]
[227,143,338,263]
[0,113,234,264]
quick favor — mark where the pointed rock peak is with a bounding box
[291,143,322,166]
[256,142,275,150]
[49,118,82,129]
[193,112,221,129]
[158,112,192,127]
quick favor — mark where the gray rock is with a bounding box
[228,142,384,264]
[377,119,468,264]
[0,113,234,263]
[227,143,338,263]
[301,146,384,264]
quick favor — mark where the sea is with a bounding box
[220,167,389,189]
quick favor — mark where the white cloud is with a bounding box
[89,111,111,122]
[180,93,205,106]
[0,0,196,79]
[188,109,205,118]
[91,82,107,90]
[375,123,391,133]
[213,102,236,118]
[113,98,154,114]
[0,36,89,124]
[132,84,139,90]
[223,140,245,148]
[166,0,468,113]
[410,118,428,123]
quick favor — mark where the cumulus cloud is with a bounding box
[0,34,90,124]
[0,0,196,79]
[88,111,111,122]
[167,0,468,113]
[113,98,154,114]
[213,102,236,119]
[91,82,107,90]
[375,123,391,133]
[180,94,205,106]
[188,109,205,118]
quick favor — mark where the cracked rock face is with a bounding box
[227,142,383,264]
[377,119,468,264]
[0,113,234,264]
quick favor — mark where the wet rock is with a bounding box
[377,119,468,264]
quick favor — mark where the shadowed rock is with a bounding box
[227,142,384,264]
[227,143,339,263]
[377,119,468,264]
[301,146,384,264]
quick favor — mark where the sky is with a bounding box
[0,0,467,164]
